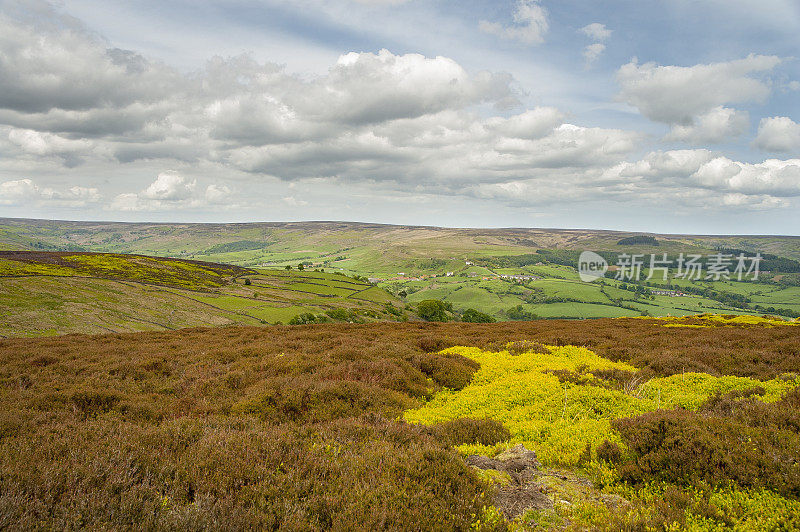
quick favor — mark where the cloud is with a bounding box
[349,0,411,4]
[140,172,195,201]
[283,196,309,207]
[479,0,549,45]
[109,173,239,211]
[580,23,612,41]
[663,106,750,144]
[0,9,181,115]
[582,43,606,65]
[485,107,565,139]
[111,172,196,211]
[6,127,93,166]
[41,185,101,206]
[753,116,800,152]
[0,178,39,205]
[0,2,795,219]
[205,184,233,204]
[616,55,780,124]
[607,149,800,201]
[0,178,100,206]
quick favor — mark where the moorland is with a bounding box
[2,218,800,530]
[1,316,799,529]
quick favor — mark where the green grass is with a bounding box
[0,252,247,290]
[2,219,798,322]
[528,302,635,318]
[0,255,409,336]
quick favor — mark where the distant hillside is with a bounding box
[2,218,800,270]
[0,251,411,337]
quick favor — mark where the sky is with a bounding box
[0,0,798,234]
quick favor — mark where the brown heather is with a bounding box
[611,387,800,498]
[1,318,799,529]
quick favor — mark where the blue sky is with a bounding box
[0,0,798,233]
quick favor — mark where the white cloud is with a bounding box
[349,0,411,4]
[7,128,91,156]
[109,173,237,211]
[580,23,612,41]
[0,9,181,116]
[111,172,199,211]
[664,106,749,144]
[753,116,800,152]
[205,184,233,204]
[583,43,606,65]
[0,178,100,206]
[40,185,101,206]
[485,107,564,139]
[608,150,800,201]
[283,196,309,207]
[617,55,780,124]
[140,172,196,201]
[0,2,795,220]
[721,193,788,209]
[479,0,549,45]
[0,178,39,205]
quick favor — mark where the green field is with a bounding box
[1,218,798,323]
[0,252,412,337]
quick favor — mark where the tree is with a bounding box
[417,300,451,322]
[298,263,305,271]
[461,308,495,323]
[506,304,537,321]
[285,265,292,270]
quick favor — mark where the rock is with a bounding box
[600,493,630,510]
[465,455,503,470]
[464,444,548,521]
[495,444,541,472]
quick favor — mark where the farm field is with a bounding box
[1,316,798,530]
[3,218,800,321]
[0,251,411,337]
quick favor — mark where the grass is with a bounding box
[3,219,799,321]
[0,251,248,290]
[0,254,411,336]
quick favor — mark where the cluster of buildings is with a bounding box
[650,289,687,297]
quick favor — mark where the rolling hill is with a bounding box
[0,251,411,337]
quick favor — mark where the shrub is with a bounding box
[462,308,495,323]
[417,300,452,322]
[612,408,800,497]
[430,418,510,447]
[325,308,349,321]
[505,305,537,321]
[288,313,327,325]
[412,353,479,390]
[70,390,121,417]
[232,381,415,423]
[596,440,622,463]
[504,340,549,356]
[418,337,455,353]
[384,303,403,317]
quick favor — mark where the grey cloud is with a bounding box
[616,55,779,127]
[0,13,182,114]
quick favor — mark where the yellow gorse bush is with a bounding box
[403,343,799,466]
[648,313,799,328]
